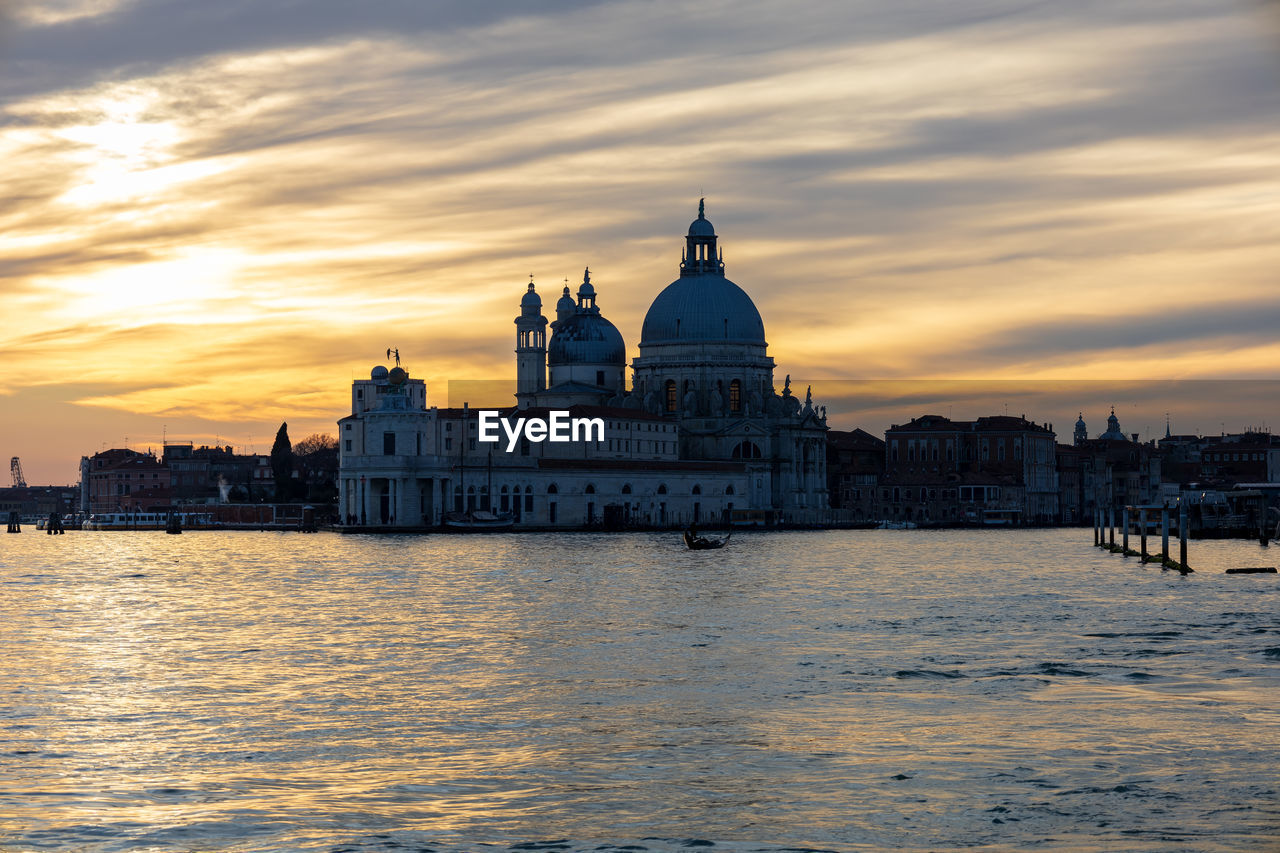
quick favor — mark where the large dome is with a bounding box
[640,201,766,346]
[640,274,766,345]
[548,312,626,365]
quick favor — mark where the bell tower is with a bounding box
[515,278,547,397]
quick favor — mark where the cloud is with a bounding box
[2,0,1280,483]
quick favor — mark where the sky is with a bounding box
[2,0,1279,485]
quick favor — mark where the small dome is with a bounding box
[388,367,407,384]
[548,312,626,366]
[688,197,715,237]
[520,281,541,308]
[371,365,389,380]
[555,286,575,323]
[688,217,715,237]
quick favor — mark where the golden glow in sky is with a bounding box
[2,1,1280,482]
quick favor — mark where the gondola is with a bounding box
[683,528,731,550]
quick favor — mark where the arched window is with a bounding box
[622,484,632,495]
[585,484,595,494]
[725,485,735,495]
[729,379,741,412]
[665,380,677,412]
[657,484,668,495]
[547,483,558,494]
[731,441,761,459]
[692,484,701,495]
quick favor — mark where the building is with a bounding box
[163,443,275,504]
[826,428,884,522]
[82,448,171,513]
[876,414,1059,524]
[337,201,830,528]
[1069,409,1162,519]
[0,486,78,520]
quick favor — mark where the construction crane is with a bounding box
[10,457,26,488]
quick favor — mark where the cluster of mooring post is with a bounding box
[5,511,18,533]
[45,511,64,534]
[1094,502,1192,574]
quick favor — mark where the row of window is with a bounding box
[450,482,732,497]
[881,486,1003,502]
[663,379,745,412]
[890,438,1027,463]
[1205,451,1266,463]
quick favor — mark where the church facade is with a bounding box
[337,202,829,528]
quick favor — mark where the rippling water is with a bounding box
[2,529,1278,851]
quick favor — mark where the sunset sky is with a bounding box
[3,0,1280,484]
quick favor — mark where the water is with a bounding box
[1,529,1277,851]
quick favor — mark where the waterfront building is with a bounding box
[82,448,171,513]
[163,443,275,504]
[826,428,885,522]
[337,202,830,528]
[1071,408,1162,516]
[875,415,1059,525]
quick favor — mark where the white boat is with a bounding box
[83,511,214,530]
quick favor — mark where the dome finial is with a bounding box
[698,197,705,219]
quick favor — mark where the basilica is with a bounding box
[337,202,829,528]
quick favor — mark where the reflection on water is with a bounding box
[1,529,1277,851]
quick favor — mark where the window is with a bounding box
[665,380,678,412]
[344,439,352,452]
[383,432,395,455]
[729,379,741,412]
[596,370,605,386]
[444,437,452,451]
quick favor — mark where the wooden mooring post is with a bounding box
[1109,505,1116,548]
[5,511,18,533]
[1100,503,1190,572]
[1139,508,1148,560]
[1161,507,1170,566]
[1179,500,1190,572]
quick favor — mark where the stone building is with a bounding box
[876,414,1059,524]
[337,201,829,528]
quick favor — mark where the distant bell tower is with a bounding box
[1074,413,1087,446]
[515,278,547,396]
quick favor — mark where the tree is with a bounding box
[294,434,339,503]
[270,422,294,502]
